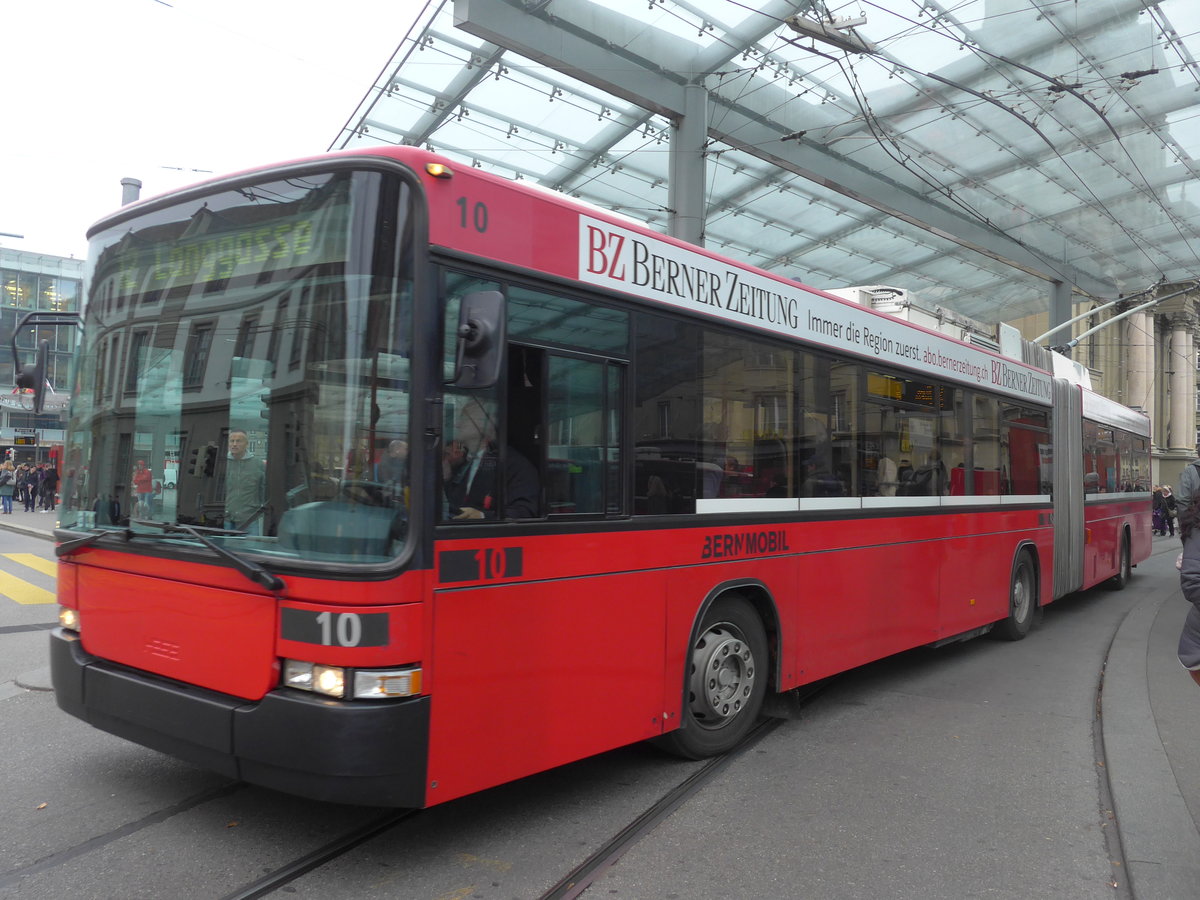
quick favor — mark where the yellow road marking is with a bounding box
[0,569,55,605]
[4,553,57,578]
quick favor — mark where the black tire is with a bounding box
[655,595,769,759]
[993,552,1036,641]
[1108,532,1132,590]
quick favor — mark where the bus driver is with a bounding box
[442,399,538,520]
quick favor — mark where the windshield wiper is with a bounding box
[57,528,136,558]
[132,519,286,593]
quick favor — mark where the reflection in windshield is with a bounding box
[61,169,414,565]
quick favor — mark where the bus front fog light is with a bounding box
[58,606,80,633]
[352,667,423,699]
[313,665,345,698]
[283,659,314,691]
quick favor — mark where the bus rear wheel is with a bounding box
[655,595,768,760]
[994,552,1036,641]
[1108,533,1132,590]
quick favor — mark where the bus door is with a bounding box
[429,338,660,803]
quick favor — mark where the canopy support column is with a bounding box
[1169,313,1196,450]
[668,83,708,247]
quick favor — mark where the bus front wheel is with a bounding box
[994,552,1036,641]
[656,595,768,760]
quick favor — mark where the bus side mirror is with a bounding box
[448,290,506,389]
[14,340,49,414]
[11,311,80,414]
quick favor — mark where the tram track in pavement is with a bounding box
[214,684,826,900]
[535,682,827,900]
[536,717,786,900]
[219,807,422,900]
[0,783,248,892]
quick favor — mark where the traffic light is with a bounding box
[189,443,219,477]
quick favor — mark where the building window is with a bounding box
[183,324,214,389]
[234,315,259,359]
[125,330,150,394]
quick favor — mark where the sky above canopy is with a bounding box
[1,0,415,260]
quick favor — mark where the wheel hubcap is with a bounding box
[1012,568,1030,620]
[688,623,756,727]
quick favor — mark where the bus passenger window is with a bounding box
[971,394,1002,496]
[545,356,620,515]
[633,314,701,515]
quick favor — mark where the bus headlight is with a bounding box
[282,660,422,700]
[313,665,345,698]
[282,660,344,697]
[58,606,80,633]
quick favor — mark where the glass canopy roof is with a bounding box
[331,0,1200,324]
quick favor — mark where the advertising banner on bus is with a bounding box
[578,215,1053,405]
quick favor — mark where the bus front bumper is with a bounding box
[49,628,430,808]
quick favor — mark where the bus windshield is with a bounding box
[60,168,415,565]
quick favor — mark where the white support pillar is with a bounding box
[1170,314,1196,450]
[1126,310,1153,422]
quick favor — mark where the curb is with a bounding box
[0,519,56,541]
[1102,590,1200,898]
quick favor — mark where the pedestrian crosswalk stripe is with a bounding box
[4,553,56,578]
[0,570,55,605]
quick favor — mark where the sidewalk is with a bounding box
[1104,537,1200,897]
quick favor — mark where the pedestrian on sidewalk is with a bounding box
[41,464,58,513]
[131,459,154,518]
[1163,484,1178,537]
[17,465,33,513]
[0,461,14,514]
[1180,448,1200,512]
[1175,494,1200,687]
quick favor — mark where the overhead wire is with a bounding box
[714,0,1200,322]
[707,2,1112,292]
[772,36,1095,292]
[1021,0,1200,268]
[859,0,1178,279]
[695,6,1030,292]
[937,0,1200,273]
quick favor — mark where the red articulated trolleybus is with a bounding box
[40,146,1150,807]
